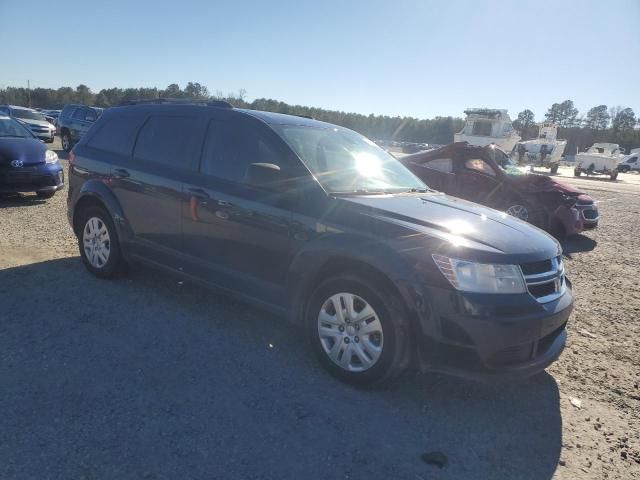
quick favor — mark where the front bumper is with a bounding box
[27,125,56,142]
[408,281,573,380]
[0,161,64,193]
[577,204,599,229]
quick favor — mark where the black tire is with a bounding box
[550,164,559,174]
[619,165,630,173]
[306,274,410,385]
[77,206,125,279]
[574,169,581,177]
[610,171,618,180]
[61,131,72,152]
[36,191,55,199]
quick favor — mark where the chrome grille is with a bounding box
[520,256,565,303]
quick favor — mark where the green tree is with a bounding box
[76,84,94,105]
[545,100,578,127]
[162,83,183,98]
[584,105,610,130]
[184,82,209,99]
[513,109,536,139]
[611,107,636,132]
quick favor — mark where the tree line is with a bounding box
[513,100,639,154]
[0,83,462,145]
[1,84,638,152]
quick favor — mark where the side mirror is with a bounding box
[246,162,283,189]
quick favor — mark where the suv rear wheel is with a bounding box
[61,131,72,152]
[306,274,408,385]
[78,206,124,279]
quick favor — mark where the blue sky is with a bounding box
[1,0,639,120]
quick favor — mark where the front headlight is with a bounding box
[45,150,58,164]
[432,254,526,294]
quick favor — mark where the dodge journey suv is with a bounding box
[67,100,572,384]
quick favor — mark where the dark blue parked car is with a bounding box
[0,114,64,199]
[67,100,572,385]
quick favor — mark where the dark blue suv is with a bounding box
[67,100,572,384]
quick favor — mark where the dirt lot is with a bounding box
[1,140,639,479]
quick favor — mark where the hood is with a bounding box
[508,173,582,195]
[337,193,560,262]
[18,118,52,128]
[0,137,47,166]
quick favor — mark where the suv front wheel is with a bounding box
[78,206,124,278]
[307,274,409,385]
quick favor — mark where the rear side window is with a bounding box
[72,108,86,120]
[200,117,285,183]
[61,106,74,118]
[133,115,199,166]
[86,115,145,156]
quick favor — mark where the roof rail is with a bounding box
[117,98,233,108]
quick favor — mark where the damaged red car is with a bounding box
[399,142,598,236]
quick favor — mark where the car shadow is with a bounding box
[0,192,48,208]
[53,148,69,160]
[0,257,562,480]
[560,234,597,257]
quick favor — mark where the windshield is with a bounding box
[274,125,426,194]
[0,117,35,138]
[12,108,46,121]
[488,147,527,176]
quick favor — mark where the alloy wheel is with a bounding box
[506,204,529,221]
[82,217,111,268]
[317,292,384,372]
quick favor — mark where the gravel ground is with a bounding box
[1,140,639,479]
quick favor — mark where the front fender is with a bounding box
[286,233,417,323]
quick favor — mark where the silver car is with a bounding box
[0,105,56,143]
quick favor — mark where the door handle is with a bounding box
[113,168,130,178]
[187,187,210,199]
[217,200,232,207]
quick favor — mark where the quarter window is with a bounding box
[424,157,453,173]
[87,114,146,156]
[133,115,199,166]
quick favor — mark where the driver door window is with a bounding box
[456,157,500,204]
[464,158,496,176]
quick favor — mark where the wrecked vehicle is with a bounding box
[399,142,598,236]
